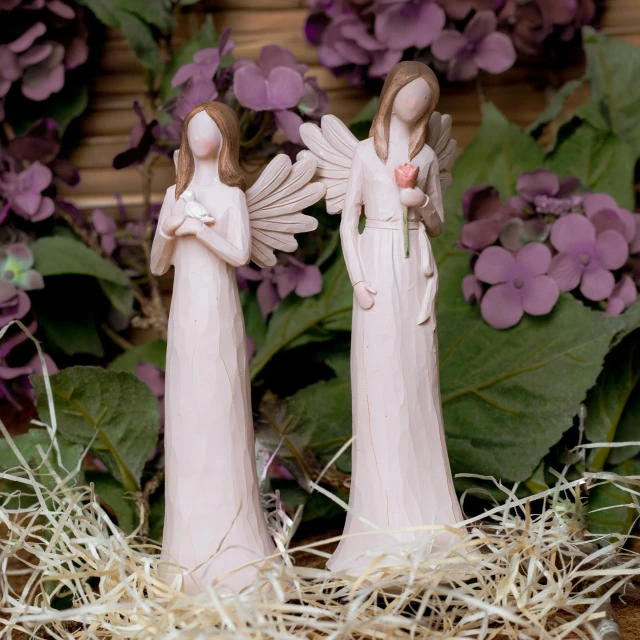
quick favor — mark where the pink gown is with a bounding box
[329,138,463,572]
[150,184,274,594]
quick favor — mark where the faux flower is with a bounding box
[92,209,117,255]
[0,161,54,222]
[475,243,559,329]
[583,193,636,242]
[0,244,44,292]
[233,45,306,142]
[548,214,628,301]
[237,255,322,318]
[498,216,549,251]
[112,102,159,170]
[431,11,516,82]
[394,163,419,188]
[443,0,506,20]
[605,275,637,317]
[512,169,581,214]
[0,290,30,327]
[462,273,483,304]
[374,0,446,52]
[498,0,549,56]
[460,184,520,252]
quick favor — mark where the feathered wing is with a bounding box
[246,154,325,268]
[426,112,457,192]
[298,114,359,214]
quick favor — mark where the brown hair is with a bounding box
[175,101,246,199]
[369,61,440,164]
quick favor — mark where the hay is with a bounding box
[1,321,639,639]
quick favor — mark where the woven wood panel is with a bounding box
[58,0,640,214]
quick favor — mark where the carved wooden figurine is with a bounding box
[150,101,325,593]
[300,61,462,572]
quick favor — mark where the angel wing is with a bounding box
[299,112,457,214]
[245,154,325,268]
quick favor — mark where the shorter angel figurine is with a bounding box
[301,61,463,572]
[151,101,324,593]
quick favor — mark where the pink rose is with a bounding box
[394,163,419,189]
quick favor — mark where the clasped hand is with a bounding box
[399,188,429,209]
[162,215,205,237]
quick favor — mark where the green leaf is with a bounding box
[99,281,135,317]
[545,118,635,210]
[123,0,174,32]
[527,78,584,139]
[585,332,640,470]
[285,377,352,473]
[0,429,84,507]
[588,459,640,537]
[110,339,167,373]
[32,367,160,492]
[117,11,163,73]
[86,471,139,534]
[160,15,218,101]
[250,257,352,380]
[77,0,120,27]
[582,26,640,158]
[431,104,626,482]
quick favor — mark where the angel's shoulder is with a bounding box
[165,184,177,198]
[354,137,375,162]
[421,144,436,160]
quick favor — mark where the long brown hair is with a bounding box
[369,61,440,164]
[175,101,246,199]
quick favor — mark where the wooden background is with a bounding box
[59,0,640,217]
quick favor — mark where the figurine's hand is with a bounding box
[175,217,204,236]
[399,188,428,208]
[354,281,377,310]
[162,215,186,237]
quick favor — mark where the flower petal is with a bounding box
[465,10,498,42]
[257,280,280,318]
[462,184,501,221]
[480,282,524,329]
[461,219,499,251]
[274,110,303,143]
[267,66,304,110]
[517,169,560,201]
[233,65,268,110]
[584,192,617,218]
[550,213,595,253]
[515,242,552,276]
[447,55,479,82]
[594,229,628,270]
[462,274,483,305]
[258,45,299,75]
[294,265,322,297]
[9,23,46,53]
[580,266,615,301]
[522,275,559,316]
[431,31,467,61]
[474,245,515,284]
[474,32,516,75]
[605,297,625,316]
[548,252,583,292]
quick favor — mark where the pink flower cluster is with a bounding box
[305,0,598,85]
[461,169,638,329]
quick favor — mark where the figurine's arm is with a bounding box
[187,189,252,267]
[340,147,366,286]
[418,153,445,238]
[150,187,179,276]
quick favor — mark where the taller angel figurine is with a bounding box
[300,61,462,572]
[150,101,324,593]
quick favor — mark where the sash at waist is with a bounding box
[363,217,437,325]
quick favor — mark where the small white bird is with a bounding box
[179,190,215,223]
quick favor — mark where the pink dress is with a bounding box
[329,138,463,572]
[150,184,274,594]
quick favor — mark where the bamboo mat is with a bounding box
[58,0,640,214]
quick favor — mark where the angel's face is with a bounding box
[187,111,222,160]
[393,78,432,124]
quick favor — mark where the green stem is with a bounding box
[403,206,409,258]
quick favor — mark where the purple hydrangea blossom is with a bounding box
[427,11,517,81]
[583,193,636,243]
[237,254,322,318]
[474,243,559,329]
[512,169,581,215]
[605,275,637,317]
[0,160,54,222]
[548,213,628,301]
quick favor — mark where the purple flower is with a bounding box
[299,76,329,118]
[237,255,322,318]
[92,209,117,255]
[0,243,44,292]
[605,275,637,317]
[498,0,549,56]
[374,0,446,52]
[584,193,636,243]
[462,273,483,305]
[630,214,640,255]
[499,217,549,252]
[0,290,30,327]
[512,168,580,214]
[548,214,628,301]
[233,45,308,142]
[0,161,54,222]
[0,45,21,98]
[475,243,559,329]
[460,184,520,252]
[431,11,516,82]
[113,102,160,170]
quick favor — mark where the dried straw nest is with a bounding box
[0,325,639,638]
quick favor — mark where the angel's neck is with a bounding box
[389,115,412,148]
[191,157,220,187]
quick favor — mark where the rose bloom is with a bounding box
[394,163,419,189]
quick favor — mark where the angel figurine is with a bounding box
[300,61,463,572]
[150,101,324,594]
